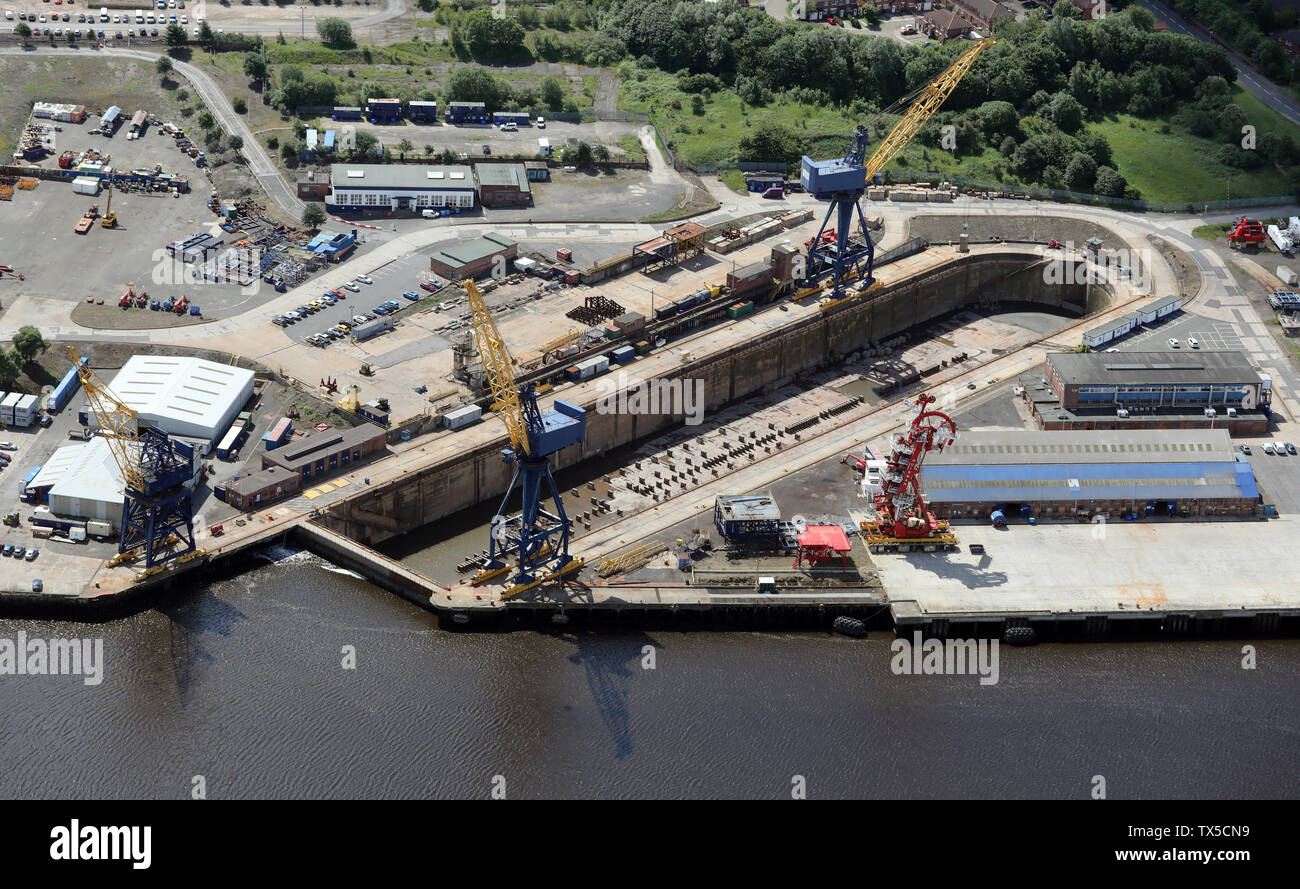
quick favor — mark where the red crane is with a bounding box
[873,394,957,540]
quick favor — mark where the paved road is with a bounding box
[0,45,305,220]
[1138,0,1300,126]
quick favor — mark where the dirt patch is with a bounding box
[1147,235,1203,301]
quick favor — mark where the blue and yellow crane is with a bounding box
[799,38,994,302]
[466,281,587,593]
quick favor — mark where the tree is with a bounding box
[166,23,188,47]
[316,17,354,49]
[15,22,30,44]
[198,111,216,131]
[1063,152,1097,192]
[232,97,247,114]
[0,350,20,390]
[540,75,565,111]
[1093,165,1127,198]
[396,138,414,158]
[444,66,511,108]
[229,134,244,151]
[281,141,298,161]
[156,56,173,78]
[561,141,593,167]
[593,143,610,162]
[243,52,269,85]
[462,10,525,58]
[198,21,214,43]
[1048,92,1085,134]
[12,327,50,365]
[691,94,705,115]
[1256,39,1290,83]
[353,131,379,157]
[302,204,327,228]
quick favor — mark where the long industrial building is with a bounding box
[324,163,476,213]
[1028,350,1271,434]
[922,429,1261,520]
[90,356,255,444]
[429,233,518,281]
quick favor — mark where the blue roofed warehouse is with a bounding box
[920,429,1260,520]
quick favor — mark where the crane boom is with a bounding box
[465,280,530,457]
[67,347,143,491]
[864,38,994,182]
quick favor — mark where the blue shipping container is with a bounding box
[48,357,88,413]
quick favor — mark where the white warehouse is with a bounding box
[92,355,255,444]
[29,438,126,530]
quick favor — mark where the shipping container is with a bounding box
[352,316,394,341]
[408,100,438,122]
[11,394,39,427]
[634,340,652,356]
[0,392,20,423]
[443,404,483,430]
[86,519,114,539]
[263,417,292,450]
[216,422,246,460]
[726,300,754,319]
[72,176,101,196]
[358,400,390,427]
[574,355,609,380]
[610,345,636,365]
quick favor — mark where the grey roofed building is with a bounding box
[927,428,1236,467]
[327,163,474,191]
[1046,350,1262,387]
[474,163,531,193]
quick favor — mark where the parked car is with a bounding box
[352,315,369,325]
[343,281,361,292]
[1187,336,1199,348]
[39,415,53,428]
[384,299,400,310]
[272,316,287,326]
[372,306,390,316]
[355,274,374,285]
[0,453,10,464]
[32,579,42,593]
[499,122,517,132]
[0,442,17,451]
[482,144,491,155]
[419,280,439,292]
[402,290,419,301]
[1287,443,1298,455]
[536,117,545,128]
[12,546,24,559]
[25,548,38,562]
[1168,338,1180,348]
[1263,443,1276,455]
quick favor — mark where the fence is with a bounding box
[685,161,791,175]
[885,170,1294,214]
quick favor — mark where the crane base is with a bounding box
[861,523,959,555]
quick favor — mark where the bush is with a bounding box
[231,96,247,114]
[316,17,354,49]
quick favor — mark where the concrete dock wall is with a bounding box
[318,250,1092,546]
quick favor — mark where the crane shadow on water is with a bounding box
[559,630,662,761]
[158,589,248,709]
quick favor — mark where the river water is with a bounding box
[0,545,1295,799]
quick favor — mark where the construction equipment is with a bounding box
[860,394,959,553]
[101,181,117,228]
[69,347,197,569]
[800,38,993,300]
[466,279,587,587]
[1227,216,1266,249]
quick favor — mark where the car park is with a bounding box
[343,281,361,292]
[355,274,373,285]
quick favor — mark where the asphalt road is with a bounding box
[0,44,305,221]
[1138,0,1300,126]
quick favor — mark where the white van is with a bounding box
[537,137,551,156]
[422,209,438,219]
[136,10,144,22]
[99,7,110,22]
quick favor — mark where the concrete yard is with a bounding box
[874,516,1300,616]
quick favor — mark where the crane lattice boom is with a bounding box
[465,280,530,457]
[863,38,995,183]
[68,347,143,491]
[875,394,957,538]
